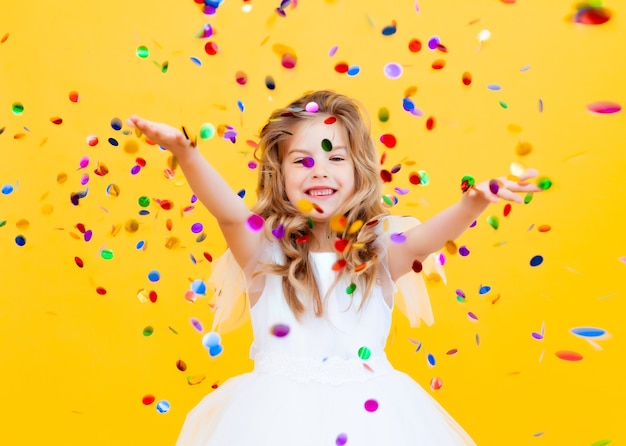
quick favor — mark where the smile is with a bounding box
[306,188,336,197]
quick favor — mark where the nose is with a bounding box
[310,159,329,178]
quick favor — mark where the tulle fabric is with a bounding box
[176,366,474,446]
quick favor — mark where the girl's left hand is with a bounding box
[468,168,543,204]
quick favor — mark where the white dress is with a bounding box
[176,217,475,445]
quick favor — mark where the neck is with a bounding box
[310,223,334,251]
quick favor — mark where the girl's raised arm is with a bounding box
[126,115,264,268]
[387,170,542,281]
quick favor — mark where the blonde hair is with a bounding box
[251,90,389,317]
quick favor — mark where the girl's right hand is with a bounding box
[126,115,194,157]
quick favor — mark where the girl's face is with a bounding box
[281,117,356,222]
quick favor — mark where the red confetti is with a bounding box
[96,287,107,295]
[158,199,174,210]
[176,359,187,371]
[408,38,422,52]
[50,117,63,125]
[235,71,248,85]
[136,157,147,167]
[379,134,397,148]
[74,257,84,268]
[334,62,349,73]
[334,239,350,253]
[409,172,421,185]
[503,203,512,217]
[411,260,423,273]
[149,291,158,303]
[324,116,337,125]
[296,235,310,244]
[69,91,80,102]
[380,170,392,183]
[431,59,446,70]
[426,117,435,130]
[142,395,155,405]
[462,72,472,85]
[203,251,213,262]
[204,41,219,55]
[332,259,347,271]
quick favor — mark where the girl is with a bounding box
[127,90,540,445]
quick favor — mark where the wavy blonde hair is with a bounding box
[251,90,389,318]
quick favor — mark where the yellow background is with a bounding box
[1,0,625,444]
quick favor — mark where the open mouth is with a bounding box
[306,188,336,197]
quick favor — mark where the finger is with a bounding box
[517,168,539,182]
[496,188,523,203]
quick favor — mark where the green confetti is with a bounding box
[524,193,534,204]
[321,138,332,152]
[136,45,149,59]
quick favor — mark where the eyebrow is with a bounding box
[287,146,348,156]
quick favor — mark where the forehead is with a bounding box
[285,116,348,150]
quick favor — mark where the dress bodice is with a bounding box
[249,250,392,363]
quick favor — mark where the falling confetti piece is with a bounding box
[573,7,612,25]
[271,324,290,337]
[430,377,443,390]
[587,102,621,114]
[358,346,371,360]
[156,400,170,413]
[246,213,264,231]
[336,433,348,446]
[136,46,149,58]
[176,359,187,371]
[11,102,24,115]
[364,399,379,412]
[383,62,403,79]
[202,332,221,348]
[570,327,607,338]
[142,395,155,405]
[555,350,583,361]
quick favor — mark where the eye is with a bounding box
[330,156,345,162]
